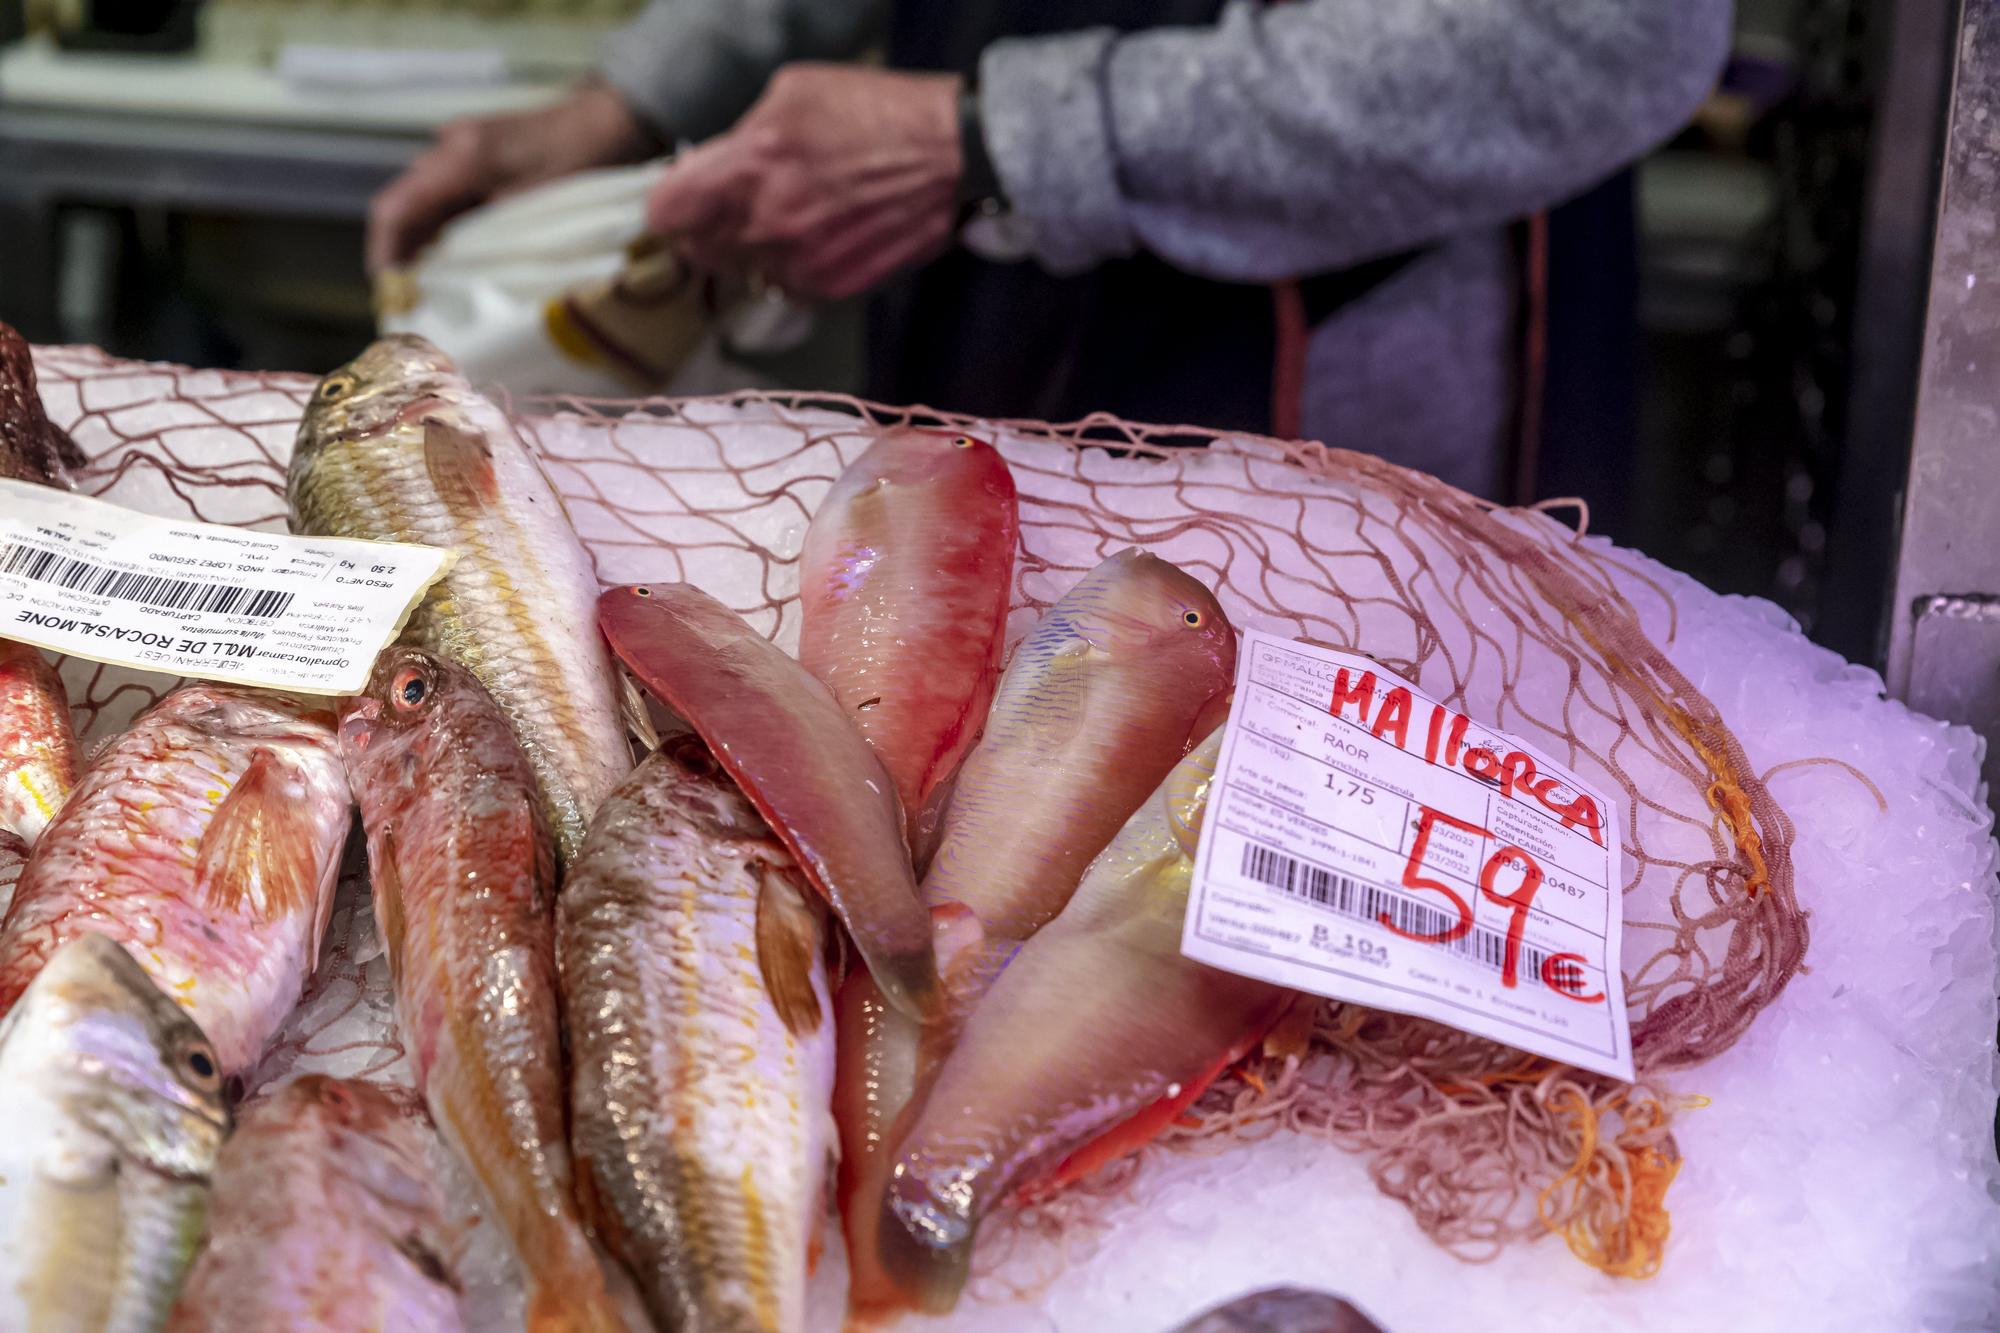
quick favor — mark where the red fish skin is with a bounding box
[0,684,348,1075]
[597,583,939,1022]
[0,640,77,846]
[337,646,627,1333]
[797,428,1018,820]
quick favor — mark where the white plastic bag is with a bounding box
[379,162,811,397]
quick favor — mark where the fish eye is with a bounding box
[317,374,357,402]
[952,436,975,449]
[181,1042,220,1088]
[634,586,652,597]
[391,667,429,710]
[1182,610,1204,628]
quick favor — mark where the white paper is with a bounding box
[0,480,452,695]
[1184,631,1633,1081]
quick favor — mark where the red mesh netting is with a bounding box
[29,344,1808,1279]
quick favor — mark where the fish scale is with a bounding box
[289,334,631,865]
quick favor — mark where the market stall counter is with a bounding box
[2,341,1995,1332]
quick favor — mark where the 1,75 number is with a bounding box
[1324,776,1375,804]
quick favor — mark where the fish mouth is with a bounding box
[338,697,382,751]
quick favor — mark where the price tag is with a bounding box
[1183,630,1633,1081]
[0,479,452,695]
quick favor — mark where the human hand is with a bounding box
[367,81,659,274]
[646,64,962,301]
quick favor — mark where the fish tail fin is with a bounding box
[876,1174,974,1315]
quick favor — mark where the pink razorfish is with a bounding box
[878,730,1293,1312]
[837,548,1236,1316]
[598,582,939,1022]
[0,684,349,1076]
[338,646,628,1333]
[796,427,1018,838]
[168,1075,464,1332]
[0,640,77,847]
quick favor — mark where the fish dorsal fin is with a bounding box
[423,419,499,511]
[754,861,827,1036]
[194,749,318,925]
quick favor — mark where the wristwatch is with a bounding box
[956,84,1034,263]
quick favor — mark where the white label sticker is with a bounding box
[0,479,453,695]
[1183,630,1633,1081]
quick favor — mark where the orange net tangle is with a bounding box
[30,345,1810,1282]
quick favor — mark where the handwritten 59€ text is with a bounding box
[1183,632,1633,1081]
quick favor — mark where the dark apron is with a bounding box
[871,0,1419,435]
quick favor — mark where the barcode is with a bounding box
[2,543,295,620]
[1239,842,1565,987]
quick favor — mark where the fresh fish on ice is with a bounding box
[560,737,835,1333]
[0,933,229,1332]
[797,426,1018,827]
[598,582,938,1021]
[838,548,1234,1312]
[878,731,1294,1311]
[167,1074,463,1333]
[338,645,627,1333]
[289,333,632,864]
[0,684,350,1075]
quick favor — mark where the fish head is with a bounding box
[336,645,481,792]
[296,334,465,456]
[1064,549,1237,681]
[859,428,1015,497]
[7,934,230,1180]
[269,1075,443,1216]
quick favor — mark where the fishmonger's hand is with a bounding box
[644,65,964,301]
